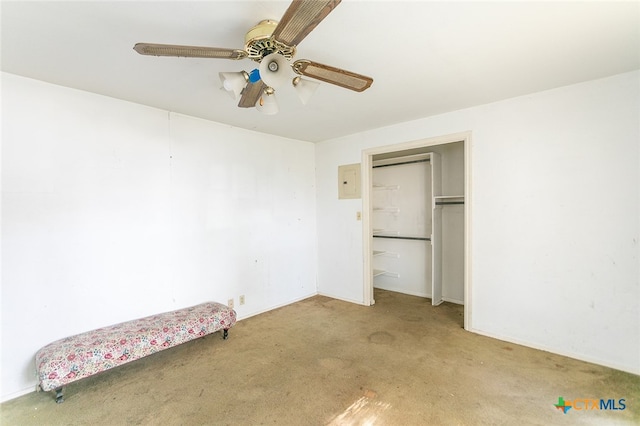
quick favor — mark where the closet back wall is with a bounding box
[372,160,431,297]
[1,73,318,401]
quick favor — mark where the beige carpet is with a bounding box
[1,289,638,425]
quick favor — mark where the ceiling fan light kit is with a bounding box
[292,76,320,105]
[255,88,279,115]
[219,71,249,101]
[258,53,293,89]
[133,0,373,115]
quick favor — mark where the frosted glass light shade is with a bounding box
[292,77,320,105]
[255,92,278,115]
[259,53,292,89]
[219,71,248,100]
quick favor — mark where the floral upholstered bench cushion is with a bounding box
[36,302,236,399]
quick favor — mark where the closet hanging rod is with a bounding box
[435,201,465,205]
[373,235,431,241]
[372,159,430,168]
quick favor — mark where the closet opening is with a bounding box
[361,132,472,330]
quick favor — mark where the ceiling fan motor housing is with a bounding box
[244,20,295,61]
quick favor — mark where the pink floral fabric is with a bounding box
[36,302,236,392]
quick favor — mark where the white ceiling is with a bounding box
[2,1,639,143]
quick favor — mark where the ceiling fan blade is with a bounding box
[293,60,373,92]
[134,43,247,60]
[238,80,267,108]
[272,0,341,47]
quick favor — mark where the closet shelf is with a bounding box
[373,269,400,278]
[373,250,400,258]
[373,229,399,236]
[373,235,431,241]
[373,207,400,213]
[373,184,400,191]
[373,269,386,277]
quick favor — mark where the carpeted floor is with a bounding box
[1,289,638,425]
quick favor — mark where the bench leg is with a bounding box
[223,329,229,340]
[54,387,64,404]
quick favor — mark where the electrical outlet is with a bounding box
[239,295,245,305]
[228,298,234,309]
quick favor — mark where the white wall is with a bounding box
[316,71,640,374]
[2,69,638,403]
[1,73,317,401]
[372,161,432,297]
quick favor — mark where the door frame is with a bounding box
[361,131,473,331]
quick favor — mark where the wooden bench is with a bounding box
[35,302,236,403]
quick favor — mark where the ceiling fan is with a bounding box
[133,0,373,114]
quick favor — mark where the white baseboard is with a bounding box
[372,287,464,305]
[373,286,430,299]
[1,386,37,403]
[235,292,318,321]
[469,327,640,376]
[316,292,369,306]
